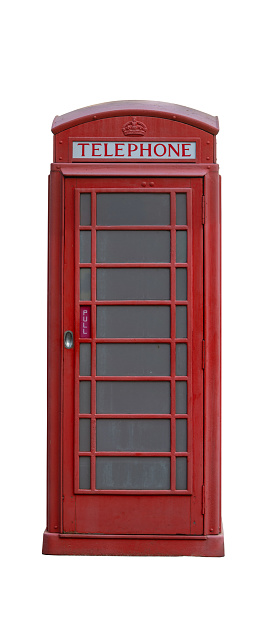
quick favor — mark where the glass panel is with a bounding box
[79,419,91,452]
[176,457,187,490]
[97,268,170,300]
[80,343,91,376]
[176,381,187,414]
[79,381,91,414]
[176,343,187,376]
[80,193,91,225]
[96,230,170,263]
[97,193,170,225]
[96,381,170,414]
[176,231,187,263]
[96,457,170,490]
[176,193,187,225]
[80,268,91,301]
[176,306,187,338]
[96,343,170,376]
[96,418,170,451]
[79,457,91,489]
[97,305,170,338]
[176,268,187,301]
[80,231,91,263]
[176,419,187,452]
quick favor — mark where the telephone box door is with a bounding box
[63,175,204,535]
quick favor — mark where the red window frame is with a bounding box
[74,187,193,495]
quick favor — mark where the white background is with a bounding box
[1,1,274,624]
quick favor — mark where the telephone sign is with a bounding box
[72,141,196,160]
[43,101,224,556]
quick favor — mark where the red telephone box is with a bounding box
[42,101,224,556]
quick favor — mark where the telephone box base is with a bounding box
[42,530,224,557]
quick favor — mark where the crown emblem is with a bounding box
[122,117,147,136]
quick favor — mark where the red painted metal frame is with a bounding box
[74,187,192,496]
[203,170,222,536]
[46,169,63,535]
[43,101,223,556]
[51,163,215,177]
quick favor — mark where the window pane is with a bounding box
[97,193,170,225]
[176,457,187,490]
[176,268,187,301]
[176,231,187,263]
[96,230,170,263]
[79,381,91,414]
[176,343,187,376]
[80,231,91,263]
[97,268,170,300]
[176,306,187,338]
[79,457,90,489]
[176,419,187,452]
[79,419,91,452]
[176,381,187,414]
[96,457,170,490]
[80,193,91,225]
[96,381,170,414]
[176,193,187,225]
[96,418,170,451]
[80,268,91,301]
[97,305,170,338]
[97,343,170,376]
[80,343,91,376]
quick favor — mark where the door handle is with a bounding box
[64,330,74,349]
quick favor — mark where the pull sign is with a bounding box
[73,141,196,160]
[80,306,91,338]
